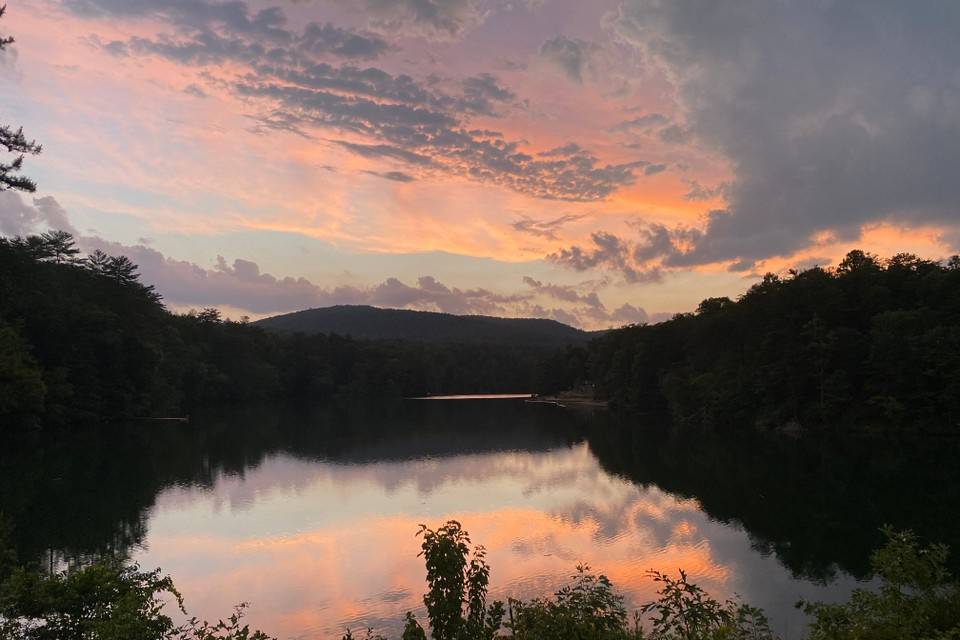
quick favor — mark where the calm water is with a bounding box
[4,400,959,639]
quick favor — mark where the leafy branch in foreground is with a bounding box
[2,520,958,639]
[356,522,960,640]
[640,569,773,640]
[0,560,275,640]
[799,527,960,640]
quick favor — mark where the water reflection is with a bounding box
[2,400,958,639]
[136,438,853,640]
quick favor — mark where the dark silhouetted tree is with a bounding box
[86,249,110,274]
[104,255,140,286]
[40,230,80,264]
[0,5,42,193]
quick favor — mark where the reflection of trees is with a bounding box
[5,402,958,586]
[0,401,586,565]
[585,415,960,580]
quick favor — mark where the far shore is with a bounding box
[527,392,608,409]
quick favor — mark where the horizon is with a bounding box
[3,1,960,329]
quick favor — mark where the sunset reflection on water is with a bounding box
[132,430,859,640]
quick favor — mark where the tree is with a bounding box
[0,5,42,193]
[0,319,46,421]
[836,249,879,275]
[415,520,504,640]
[0,561,277,640]
[799,528,960,639]
[86,249,111,274]
[40,230,80,264]
[105,255,141,286]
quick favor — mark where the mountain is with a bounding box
[254,305,594,348]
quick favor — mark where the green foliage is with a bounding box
[362,523,782,640]
[640,569,774,640]
[508,566,634,640]
[352,524,960,640]
[175,603,275,640]
[2,520,958,640]
[402,612,428,640]
[580,251,960,431]
[0,562,182,640]
[0,561,275,640]
[416,521,503,640]
[800,528,960,639]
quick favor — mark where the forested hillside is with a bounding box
[5,231,959,433]
[0,233,559,428]
[574,251,960,431]
[255,305,592,348]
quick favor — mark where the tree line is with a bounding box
[0,232,559,428]
[549,250,960,432]
[5,232,960,431]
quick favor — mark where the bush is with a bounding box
[799,527,960,639]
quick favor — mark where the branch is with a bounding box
[0,126,42,155]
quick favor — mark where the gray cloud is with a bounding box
[102,25,390,70]
[81,0,642,201]
[643,163,666,176]
[539,35,600,84]
[611,112,668,133]
[681,179,728,202]
[299,21,392,58]
[522,277,652,328]
[233,69,642,199]
[333,140,433,165]
[0,192,77,237]
[610,0,960,265]
[523,276,649,327]
[183,83,207,98]
[630,222,675,263]
[460,73,517,115]
[511,213,584,240]
[539,143,583,157]
[610,302,648,325]
[522,276,604,310]
[350,0,488,40]
[247,111,314,138]
[363,169,416,182]
[548,230,663,283]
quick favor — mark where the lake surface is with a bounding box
[4,399,959,639]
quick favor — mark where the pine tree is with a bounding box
[86,249,111,274]
[0,5,42,193]
[40,230,80,264]
[105,255,140,286]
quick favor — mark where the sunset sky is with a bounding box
[2,0,959,327]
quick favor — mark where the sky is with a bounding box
[2,0,960,328]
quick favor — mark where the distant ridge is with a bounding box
[254,305,594,348]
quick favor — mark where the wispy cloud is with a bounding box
[72,0,644,201]
[511,214,584,240]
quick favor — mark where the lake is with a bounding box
[3,399,959,639]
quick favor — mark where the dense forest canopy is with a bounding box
[573,250,960,431]
[0,232,567,428]
[3,228,960,433]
